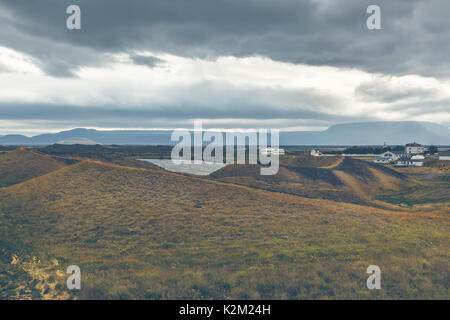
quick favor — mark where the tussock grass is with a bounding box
[0,160,448,299]
[0,148,66,187]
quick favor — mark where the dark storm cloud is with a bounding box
[394,98,450,116]
[0,9,112,77]
[0,101,356,124]
[1,0,450,78]
[129,54,165,68]
[355,80,437,103]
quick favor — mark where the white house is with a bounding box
[383,151,404,160]
[310,149,322,157]
[411,160,423,167]
[439,151,450,161]
[405,142,425,155]
[410,155,424,166]
[394,154,425,167]
[395,157,413,167]
[373,151,404,164]
[373,157,391,164]
[260,147,285,156]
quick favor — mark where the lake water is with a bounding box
[138,159,227,175]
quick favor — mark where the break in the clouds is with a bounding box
[0,0,449,133]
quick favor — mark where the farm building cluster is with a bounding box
[310,142,450,167]
[374,152,425,167]
[373,142,448,167]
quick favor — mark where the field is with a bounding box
[0,147,448,299]
[376,160,450,208]
[0,148,66,187]
[209,154,411,209]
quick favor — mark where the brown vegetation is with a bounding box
[210,156,409,208]
[0,148,66,187]
[0,151,448,299]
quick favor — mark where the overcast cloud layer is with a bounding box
[0,0,449,134]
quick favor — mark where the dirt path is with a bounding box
[320,156,344,169]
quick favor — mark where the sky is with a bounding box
[0,0,449,135]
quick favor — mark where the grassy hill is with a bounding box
[0,148,66,188]
[0,160,448,299]
[209,155,409,207]
[375,159,450,208]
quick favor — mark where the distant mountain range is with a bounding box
[280,121,450,145]
[0,121,448,146]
